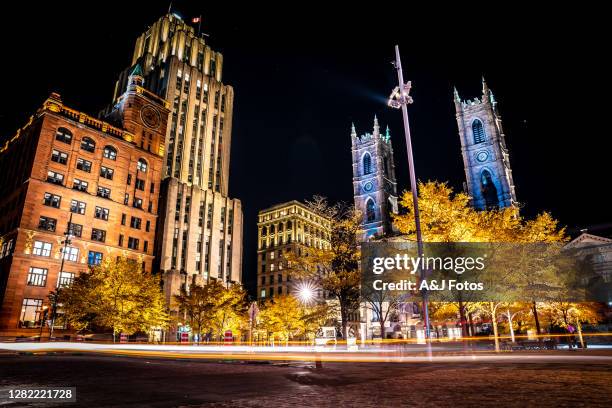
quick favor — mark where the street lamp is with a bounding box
[50,213,74,340]
[295,281,316,305]
[387,45,431,340]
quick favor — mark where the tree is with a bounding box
[286,196,361,339]
[392,181,568,350]
[362,286,404,339]
[258,295,306,345]
[545,302,602,348]
[175,279,248,342]
[59,257,169,341]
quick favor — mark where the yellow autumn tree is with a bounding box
[59,257,169,341]
[393,181,568,350]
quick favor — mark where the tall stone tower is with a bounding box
[454,78,517,210]
[107,14,243,323]
[351,116,398,241]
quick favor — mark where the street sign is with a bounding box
[119,333,128,343]
[180,332,189,343]
[224,330,233,343]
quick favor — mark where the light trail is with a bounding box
[2,342,612,365]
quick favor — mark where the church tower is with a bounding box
[454,78,517,210]
[352,116,398,241]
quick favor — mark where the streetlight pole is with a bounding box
[50,212,74,340]
[388,45,431,339]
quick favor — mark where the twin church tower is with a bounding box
[352,78,517,239]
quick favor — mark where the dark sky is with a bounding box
[1,2,609,293]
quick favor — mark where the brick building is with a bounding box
[0,68,168,337]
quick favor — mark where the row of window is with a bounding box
[44,187,151,216]
[26,267,74,288]
[55,128,150,167]
[260,274,290,285]
[32,236,146,260]
[259,286,287,298]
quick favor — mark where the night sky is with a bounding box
[1,2,608,293]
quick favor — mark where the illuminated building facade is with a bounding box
[454,78,517,210]
[351,116,398,241]
[107,14,243,311]
[0,68,168,336]
[256,201,331,301]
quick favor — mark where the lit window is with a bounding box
[100,166,114,180]
[103,145,117,160]
[88,251,103,266]
[94,207,109,220]
[19,298,43,328]
[472,119,486,144]
[43,193,61,208]
[51,149,68,164]
[97,187,111,199]
[57,271,75,287]
[80,137,96,153]
[70,200,86,215]
[61,246,79,262]
[47,171,64,185]
[76,158,92,172]
[33,241,52,257]
[91,228,106,242]
[363,152,372,175]
[55,127,72,144]
[38,216,57,232]
[72,178,88,192]
[137,158,148,172]
[27,267,48,287]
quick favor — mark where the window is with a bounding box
[103,145,117,160]
[57,271,74,287]
[94,207,109,220]
[145,220,150,232]
[51,149,68,164]
[118,234,124,246]
[33,241,52,257]
[47,170,64,185]
[55,127,72,144]
[135,178,145,190]
[133,198,143,209]
[137,158,148,172]
[43,193,61,208]
[472,119,486,144]
[363,152,372,175]
[278,274,282,283]
[128,237,139,250]
[127,174,132,185]
[91,228,106,242]
[76,158,92,172]
[150,182,155,193]
[38,216,57,232]
[73,178,88,192]
[260,289,266,298]
[124,194,129,205]
[100,166,114,180]
[19,298,43,328]
[130,217,142,229]
[70,200,86,215]
[121,214,126,225]
[61,246,79,262]
[143,240,148,252]
[88,251,103,266]
[366,199,376,223]
[68,222,82,237]
[27,267,48,287]
[80,137,96,152]
[97,187,111,199]
[480,170,499,209]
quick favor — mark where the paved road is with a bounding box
[1,353,611,407]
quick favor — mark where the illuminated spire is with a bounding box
[453,86,461,102]
[482,75,490,96]
[351,122,356,136]
[373,115,379,135]
[384,125,391,142]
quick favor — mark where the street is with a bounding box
[1,352,611,407]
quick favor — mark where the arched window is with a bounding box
[472,119,486,144]
[366,199,376,223]
[55,127,73,144]
[137,158,148,172]
[80,137,96,153]
[287,221,292,230]
[480,170,499,209]
[103,146,117,160]
[270,224,275,234]
[261,226,267,236]
[363,153,372,175]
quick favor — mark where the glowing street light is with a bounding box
[295,281,317,305]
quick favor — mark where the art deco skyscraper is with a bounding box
[107,14,243,312]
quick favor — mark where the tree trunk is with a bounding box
[507,309,515,343]
[380,320,385,340]
[490,302,500,352]
[532,301,541,337]
[339,298,348,340]
[468,311,475,336]
[576,319,585,349]
[458,300,468,338]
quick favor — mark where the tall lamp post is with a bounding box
[50,213,74,340]
[387,45,431,339]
